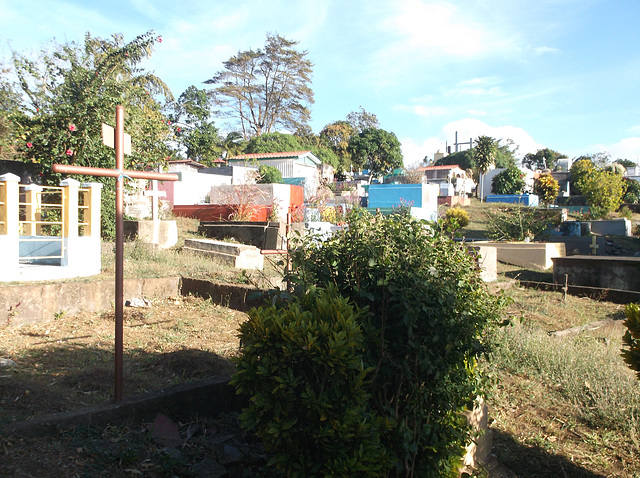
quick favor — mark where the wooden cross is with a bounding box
[53,105,179,402]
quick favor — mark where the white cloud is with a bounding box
[534,46,561,56]
[591,138,640,163]
[401,136,448,167]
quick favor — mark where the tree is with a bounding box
[570,158,596,196]
[492,166,525,195]
[346,106,380,133]
[220,131,247,158]
[474,135,496,201]
[494,138,519,169]
[616,158,636,169]
[347,128,403,182]
[205,34,314,139]
[0,64,21,161]
[245,132,303,154]
[581,170,627,218]
[434,149,475,170]
[10,31,173,239]
[319,120,354,173]
[522,148,568,171]
[169,86,222,166]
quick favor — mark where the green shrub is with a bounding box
[622,303,640,380]
[533,172,560,205]
[486,206,563,241]
[257,164,283,184]
[288,211,506,477]
[441,206,470,235]
[233,286,390,477]
[623,178,640,204]
[491,166,525,195]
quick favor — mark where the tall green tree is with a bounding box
[244,132,303,154]
[10,31,173,239]
[348,128,403,182]
[169,86,222,166]
[205,34,314,139]
[474,135,496,201]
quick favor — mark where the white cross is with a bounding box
[589,235,599,255]
[144,179,166,221]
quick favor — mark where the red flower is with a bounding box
[176,127,181,132]
[65,149,73,156]
[167,120,171,125]
[68,124,76,132]
[26,142,33,148]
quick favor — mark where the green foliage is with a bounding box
[533,172,560,205]
[621,304,640,380]
[233,286,390,477]
[441,206,470,235]
[245,132,303,154]
[435,149,475,171]
[486,206,563,241]
[474,136,496,174]
[491,166,525,195]
[570,159,596,196]
[522,148,567,171]
[169,86,222,166]
[623,178,640,204]
[0,64,21,160]
[580,170,627,219]
[257,164,282,184]
[10,31,172,239]
[347,128,403,181]
[319,120,354,172]
[205,34,313,139]
[288,211,506,477]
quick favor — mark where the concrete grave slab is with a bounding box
[183,238,264,270]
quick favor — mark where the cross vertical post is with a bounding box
[114,105,125,402]
[53,105,179,403]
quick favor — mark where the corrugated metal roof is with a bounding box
[227,151,312,160]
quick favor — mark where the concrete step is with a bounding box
[183,239,264,270]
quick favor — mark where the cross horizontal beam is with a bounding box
[52,164,179,182]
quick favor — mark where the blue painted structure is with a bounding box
[367,183,439,221]
[486,194,539,206]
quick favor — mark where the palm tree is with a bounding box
[474,135,496,202]
[220,131,246,159]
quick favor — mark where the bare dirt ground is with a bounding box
[0,295,268,477]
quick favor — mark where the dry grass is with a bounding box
[0,295,247,425]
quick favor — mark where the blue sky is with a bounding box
[1,0,639,166]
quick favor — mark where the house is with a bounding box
[158,160,257,207]
[417,164,473,196]
[227,151,321,197]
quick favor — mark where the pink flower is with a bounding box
[65,149,73,156]
[69,124,76,132]
[26,142,33,148]
[167,120,171,125]
[157,36,163,43]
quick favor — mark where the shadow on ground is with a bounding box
[492,429,606,478]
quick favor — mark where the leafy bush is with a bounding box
[570,159,596,196]
[486,206,563,241]
[534,172,560,205]
[491,166,525,195]
[257,164,283,184]
[581,170,627,219]
[441,206,470,235]
[622,303,640,380]
[623,178,640,204]
[233,286,390,477]
[287,211,506,477]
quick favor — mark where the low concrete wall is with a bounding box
[124,220,178,249]
[479,242,565,270]
[590,218,631,236]
[0,277,181,326]
[552,255,640,291]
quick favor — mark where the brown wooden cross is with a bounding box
[53,105,179,402]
